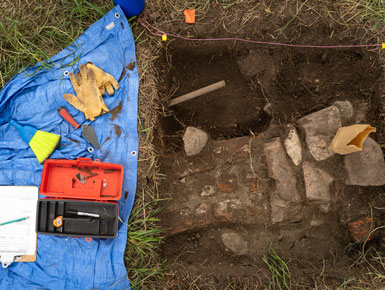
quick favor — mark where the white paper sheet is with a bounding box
[0,186,38,266]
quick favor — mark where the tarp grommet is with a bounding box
[115,13,120,19]
[131,151,136,156]
[63,71,69,76]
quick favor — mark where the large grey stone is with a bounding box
[303,162,334,202]
[183,127,208,156]
[333,100,353,123]
[270,197,288,224]
[221,232,248,255]
[344,137,385,186]
[264,138,300,202]
[284,125,302,166]
[270,193,302,224]
[298,106,341,161]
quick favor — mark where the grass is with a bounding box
[262,243,292,290]
[323,0,385,43]
[124,194,166,289]
[0,0,111,88]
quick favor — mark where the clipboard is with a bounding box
[0,186,38,267]
[17,245,37,262]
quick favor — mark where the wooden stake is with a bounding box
[168,80,226,107]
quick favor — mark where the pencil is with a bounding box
[0,216,30,226]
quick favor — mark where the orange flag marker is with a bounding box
[184,9,196,24]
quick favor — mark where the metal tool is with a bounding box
[75,173,87,184]
[58,107,100,149]
[66,210,100,218]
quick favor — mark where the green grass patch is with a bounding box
[0,0,112,89]
[124,195,166,290]
[262,243,292,290]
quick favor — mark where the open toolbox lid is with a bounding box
[40,158,123,201]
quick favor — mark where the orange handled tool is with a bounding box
[58,107,80,129]
[57,107,100,149]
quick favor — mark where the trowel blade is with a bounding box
[82,125,100,149]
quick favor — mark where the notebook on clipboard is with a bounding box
[0,186,38,268]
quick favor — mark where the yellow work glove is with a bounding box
[85,62,120,96]
[64,64,110,121]
[329,124,376,155]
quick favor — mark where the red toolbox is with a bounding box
[36,158,124,239]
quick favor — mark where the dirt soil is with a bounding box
[153,2,385,288]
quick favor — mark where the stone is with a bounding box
[270,193,302,224]
[333,100,353,123]
[344,137,385,186]
[221,232,248,255]
[298,106,341,161]
[284,125,302,166]
[195,203,210,215]
[263,103,272,116]
[214,199,243,221]
[200,185,216,197]
[264,138,300,202]
[183,127,208,156]
[237,51,266,78]
[353,100,370,123]
[310,219,323,226]
[270,196,288,224]
[303,162,334,202]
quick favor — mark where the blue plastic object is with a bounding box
[9,120,37,144]
[113,0,145,17]
[0,6,138,290]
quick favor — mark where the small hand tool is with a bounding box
[58,106,100,149]
[66,210,100,218]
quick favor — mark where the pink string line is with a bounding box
[138,15,382,49]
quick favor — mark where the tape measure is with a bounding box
[53,216,63,227]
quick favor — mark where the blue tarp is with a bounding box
[0,6,137,290]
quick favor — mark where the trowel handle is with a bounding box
[58,107,80,129]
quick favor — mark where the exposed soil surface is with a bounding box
[157,43,380,150]
[153,3,385,288]
[158,48,269,142]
